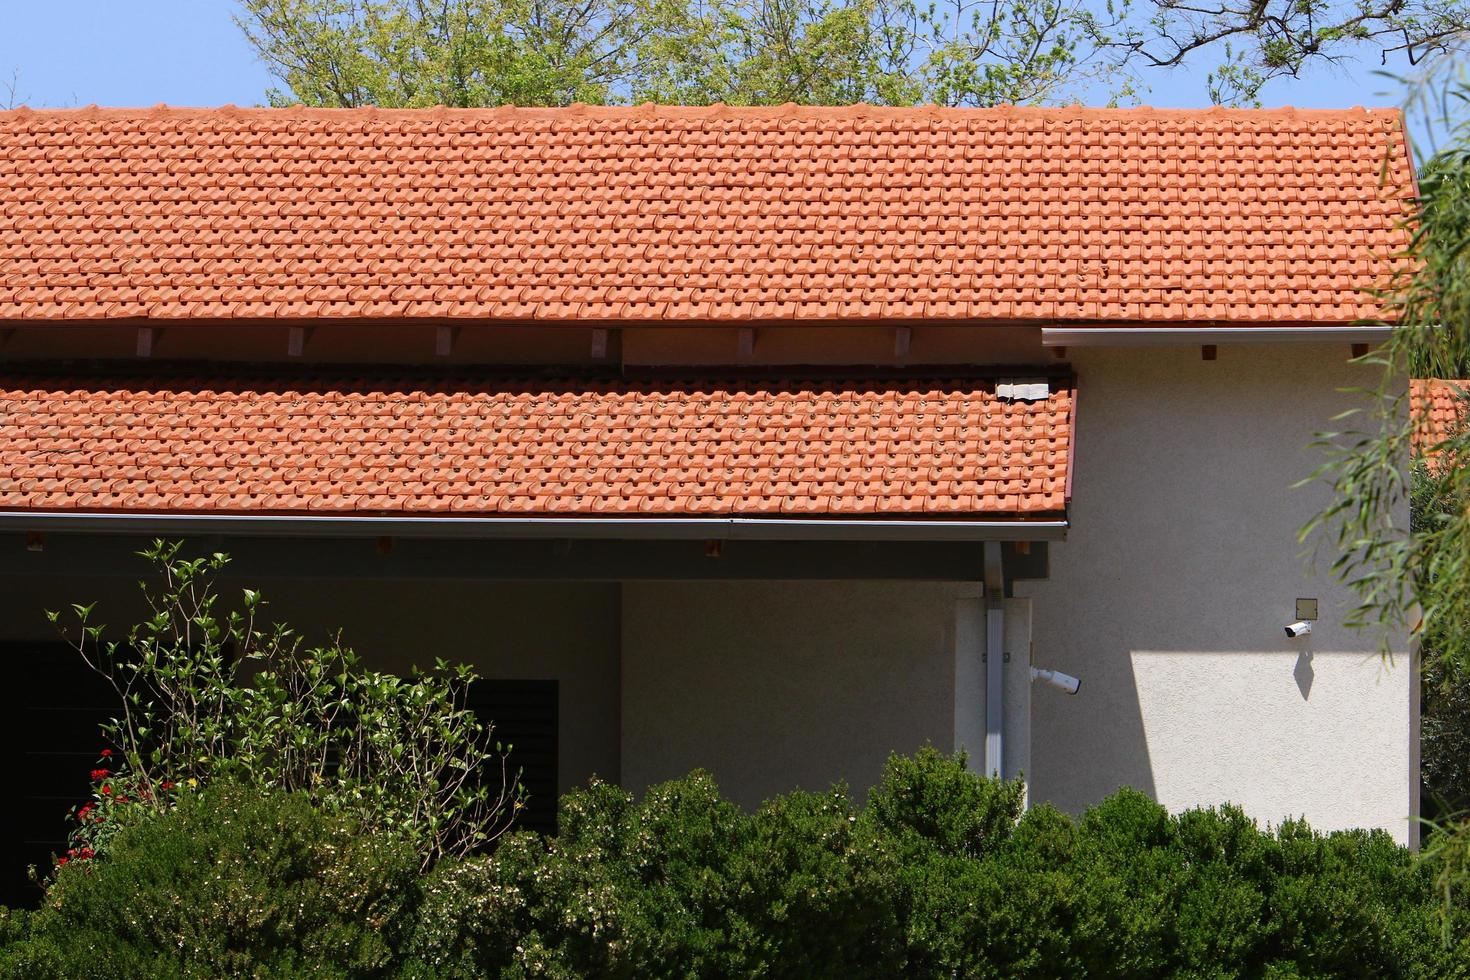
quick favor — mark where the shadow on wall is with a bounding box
[1295,650,1315,700]
[620,579,966,811]
[1025,597,1158,811]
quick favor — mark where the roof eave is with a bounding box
[0,511,1069,543]
[1041,325,1393,347]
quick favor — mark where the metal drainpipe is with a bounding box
[983,540,1005,778]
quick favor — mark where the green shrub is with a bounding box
[862,747,1025,860]
[721,785,902,977]
[7,784,420,979]
[856,750,1079,977]
[1066,791,1470,978]
[0,907,63,978]
[403,751,1466,980]
[403,773,902,978]
[7,749,1462,978]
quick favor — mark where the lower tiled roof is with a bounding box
[0,373,1072,518]
[1412,378,1467,456]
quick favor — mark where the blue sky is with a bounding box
[0,2,1454,148]
[2,3,274,108]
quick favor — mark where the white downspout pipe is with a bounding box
[983,540,1005,778]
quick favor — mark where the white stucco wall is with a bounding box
[1022,344,1415,843]
[620,580,978,808]
[0,573,622,796]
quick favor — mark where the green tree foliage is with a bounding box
[1415,456,1470,819]
[1407,395,1470,913]
[234,0,1116,107]
[48,541,524,869]
[1307,66,1470,919]
[1308,113,1470,668]
[3,785,421,979]
[235,0,1470,109]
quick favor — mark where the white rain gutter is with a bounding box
[0,512,1068,543]
[1040,326,1392,347]
[983,540,1006,778]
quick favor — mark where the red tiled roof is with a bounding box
[0,104,1412,325]
[0,374,1073,517]
[1412,378,1467,456]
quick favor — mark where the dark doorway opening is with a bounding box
[466,679,559,837]
[2,642,118,908]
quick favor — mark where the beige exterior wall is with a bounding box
[1021,344,1415,843]
[619,580,978,809]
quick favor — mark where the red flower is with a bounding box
[99,749,112,758]
[78,847,94,860]
[160,781,174,791]
[90,768,109,780]
[56,857,68,867]
[100,785,112,795]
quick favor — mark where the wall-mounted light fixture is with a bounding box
[1031,666,1081,695]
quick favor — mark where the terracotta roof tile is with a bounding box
[0,373,1072,518]
[0,104,1413,325]
[1412,378,1468,456]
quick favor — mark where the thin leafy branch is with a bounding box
[49,540,524,869]
[1,69,22,111]
[1114,0,1470,105]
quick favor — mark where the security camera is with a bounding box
[1284,620,1313,638]
[1031,666,1081,695]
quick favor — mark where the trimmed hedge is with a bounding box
[5,751,1466,978]
[402,750,1470,978]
